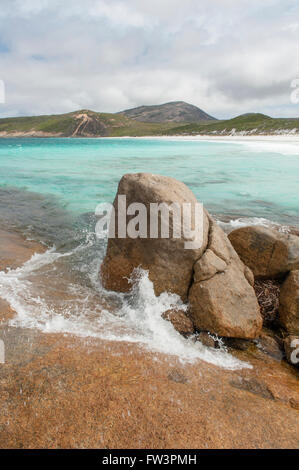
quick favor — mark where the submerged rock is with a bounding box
[161,309,194,337]
[279,270,299,335]
[197,331,218,348]
[229,377,274,400]
[228,226,299,279]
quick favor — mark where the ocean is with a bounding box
[0,137,298,369]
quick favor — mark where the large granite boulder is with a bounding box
[101,173,209,301]
[279,270,299,335]
[101,173,262,339]
[228,226,299,279]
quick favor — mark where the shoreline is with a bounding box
[1,133,299,143]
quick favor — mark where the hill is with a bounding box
[163,113,299,135]
[118,101,216,123]
[0,110,298,137]
[0,109,177,137]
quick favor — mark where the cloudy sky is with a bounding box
[0,0,299,119]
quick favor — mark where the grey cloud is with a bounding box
[0,0,299,118]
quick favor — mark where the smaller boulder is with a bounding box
[228,226,299,279]
[284,336,299,367]
[162,309,194,337]
[279,270,299,335]
[197,331,218,348]
[189,263,262,339]
[257,330,284,361]
[189,218,262,339]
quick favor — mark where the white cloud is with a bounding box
[0,0,299,118]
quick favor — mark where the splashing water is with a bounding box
[0,228,250,370]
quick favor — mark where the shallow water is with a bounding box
[0,137,298,368]
[0,137,298,224]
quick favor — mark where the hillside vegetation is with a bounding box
[0,109,298,137]
[119,101,216,123]
[163,113,299,135]
[0,110,177,137]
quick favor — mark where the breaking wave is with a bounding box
[217,216,291,233]
[0,230,250,370]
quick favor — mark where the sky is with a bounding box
[0,0,299,119]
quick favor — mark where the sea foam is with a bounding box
[0,239,250,370]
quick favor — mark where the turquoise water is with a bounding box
[0,137,298,365]
[0,137,298,228]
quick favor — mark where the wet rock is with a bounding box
[230,377,274,400]
[167,369,188,384]
[161,309,194,337]
[284,336,299,367]
[257,330,284,361]
[197,331,217,348]
[224,337,252,351]
[228,226,299,279]
[0,228,45,271]
[279,270,299,335]
[1,326,299,449]
[0,298,16,322]
[290,398,299,410]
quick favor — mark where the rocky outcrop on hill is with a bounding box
[71,112,109,137]
[101,173,262,339]
[228,226,299,279]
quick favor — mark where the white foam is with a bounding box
[0,241,250,370]
[217,216,290,234]
[234,139,299,156]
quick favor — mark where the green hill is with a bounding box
[0,109,298,137]
[118,101,216,123]
[0,109,177,137]
[163,113,299,135]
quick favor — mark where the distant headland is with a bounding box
[0,101,298,137]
